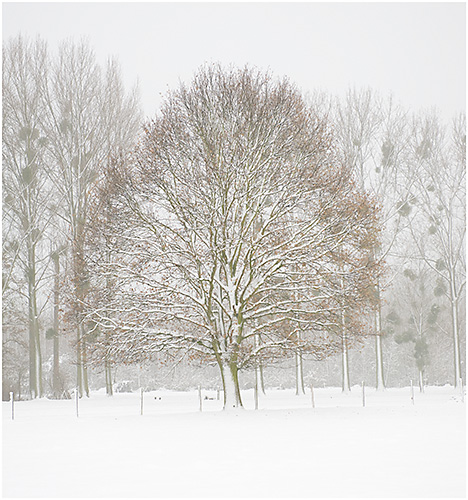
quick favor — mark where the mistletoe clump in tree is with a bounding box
[87,65,381,409]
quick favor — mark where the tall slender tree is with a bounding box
[41,41,141,396]
[3,36,53,398]
[409,113,466,387]
[334,89,414,390]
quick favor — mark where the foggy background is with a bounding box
[2,2,466,397]
[3,4,466,497]
[3,2,465,120]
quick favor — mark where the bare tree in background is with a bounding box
[3,36,141,398]
[334,89,415,391]
[3,36,53,398]
[40,41,141,397]
[409,113,466,388]
[86,66,381,409]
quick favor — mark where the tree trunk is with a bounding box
[104,249,114,396]
[105,360,113,396]
[295,352,305,395]
[254,332,266,395]
[17,372,22,401]
[76,327,89,398]
[73,228,90,397]
[76,325,83,397]
[375,282,385,390]
[375,333,385,390]
[418,369,424,393]
[82,336,90,397]
[220,361,243,410]
[27,244,42,398]
[255,366,261,400]
[36,317,42,397]
[341,301,351,393]
[450,276,461,388]
[52,253,61,397]
[28,306,37,398]
[451,299,461,388]
[259,364,266,394]
[342,330,351,392]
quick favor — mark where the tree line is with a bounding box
[3,36,141,398]
[2,36,465,406]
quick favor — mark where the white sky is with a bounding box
[2,1,466,121]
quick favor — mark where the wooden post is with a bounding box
[254,384,259,410]
[75,387,79,417]
[310,385,315,409]
[410,380,414,405]
[140,387,144,416]
[198,384,202,412]
[10,392,14,420]
[362,381,365,407]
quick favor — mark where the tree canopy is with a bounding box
[86,65,382,408]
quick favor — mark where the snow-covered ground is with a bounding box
[3,386,465,498]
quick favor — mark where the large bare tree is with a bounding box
[86,66,381,409]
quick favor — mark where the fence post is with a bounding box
[198,384,202,412]
[75,387,79,417]
[362,381,365,407]
[410,380,414,405]
[310,385,315,409]
[10,392,14,420]
[140,387,144,416]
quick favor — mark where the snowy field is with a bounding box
[3,386,465,498]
